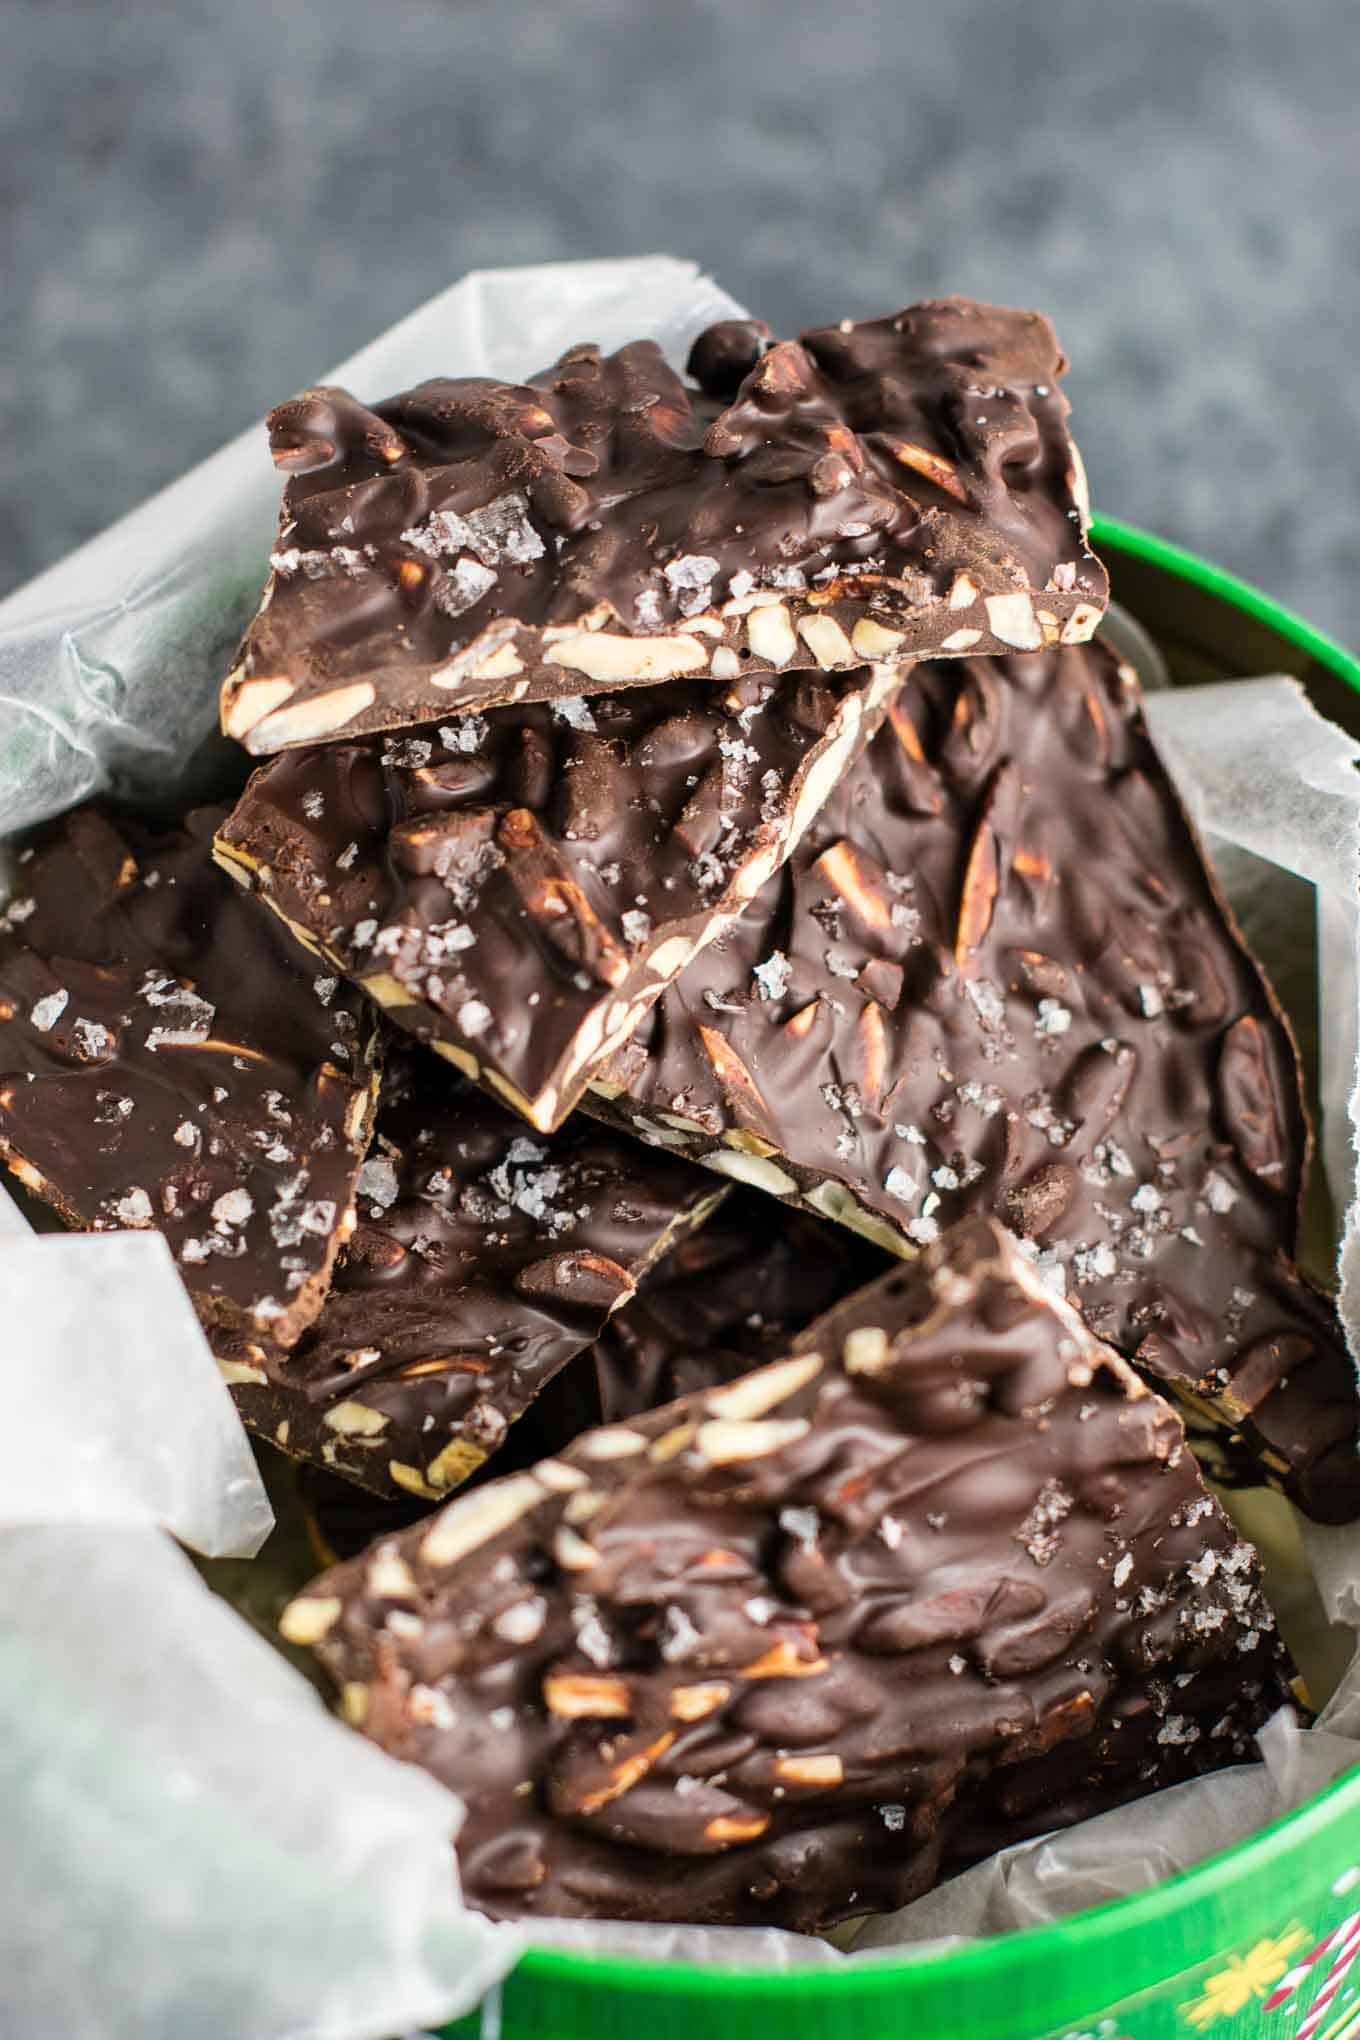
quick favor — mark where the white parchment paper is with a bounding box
[1,258,1358,2037]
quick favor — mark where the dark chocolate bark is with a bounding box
[0,805,380,1345]
[214,662,898,1130]
[283,1218,1292,1932]
[584,1190,886,1423]
[220,1042,723,1500]
[221,298,1104,750]
[586,642,1360,1521]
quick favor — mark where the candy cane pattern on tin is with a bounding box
[1262,1904,1360,2040]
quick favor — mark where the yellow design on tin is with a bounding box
[1179,1926,1310,2028]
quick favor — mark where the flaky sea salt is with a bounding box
[30,990,68,1032]
[211,1189,254,1230]
[552,696,597,732]
[752,951,792,1001]
[357,1158,400,1213]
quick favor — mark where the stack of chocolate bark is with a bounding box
[3,297,1355,1933]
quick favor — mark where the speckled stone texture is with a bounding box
[3,0,1358,645]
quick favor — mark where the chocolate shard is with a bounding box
[221,298,1105,751]
[214,662,899,1132]
[218,1041,724,1500]
[582,640,1360,1520]
[281,1217,1292,1932]
[580,1191,888,1424]
[0,805,380,1346]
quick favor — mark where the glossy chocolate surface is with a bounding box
[286,1218,1292,1930]
[215,662,895,1128]
[0,805,379,1344]
[222,298,1104,750]
[587,642,1360,1520]
[222,1042,722,1498]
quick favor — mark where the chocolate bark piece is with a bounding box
[214,661,899,1131]
[221,298,1104,752]
[584,1191,886,1423]
[0,805,379,1345]
[218,1042,724,1500]
[587,642,1360,1522]
[282,1217,1291,1932]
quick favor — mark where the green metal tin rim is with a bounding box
[1090,512,1360,696]
[479,518,1360,2040]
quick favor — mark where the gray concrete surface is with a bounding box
[3,0,1358,646]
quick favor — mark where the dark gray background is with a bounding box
[3,0,1357,643]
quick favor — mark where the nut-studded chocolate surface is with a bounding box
[221,298,1105,751]
[0,805,379,1345]
[584,1190,886,1424]
[587,642,1360,1521]
[283,1218,1292,1932]
[214,662,898,1130]
[220,1041,724,1500]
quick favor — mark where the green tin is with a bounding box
[440,518,1360,2040]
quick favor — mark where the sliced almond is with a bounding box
[812,839,891,933]
[545,632,709,682]
[670,1681,732,1722]
[772,1752,844,1788]
[648,1423,696,1463]
[1060,601,1103,644]
[323,1399,388,1438]
[577,1732,676,1815]
[553,1525,602,1571]
[648,935,694,978]
[389,1461,440,1500]
[796,614,856,669]
[580,1427,648,1461]
[706,1352,823,1421]
[221,672,295,740]
[278,1595,343,1646]
[419,1473,546,1568]
[366,1548,418,1600]
[851,616,907,659]
[704,1811,770,1844]
[425,1434,490,1493]
[745,602,798,666]
[983,592,1042,651]
[534,1458,591,1493]
[247,681,378,751]
[842,1325,891,1375]
[886,440,968,503]
[740,1640,829,1680]
[468,643,524,682]
[695,1417,811,1465]
[216,1357,268,1388]
[544,1672,632,1720]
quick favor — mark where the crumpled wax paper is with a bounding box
[2,1229,272,1558]
[0,255,744,837]
[1,258,1359,2034]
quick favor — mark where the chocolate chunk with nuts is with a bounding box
[221,298,1104,751]
[219,1042,724,1499]
[0,805,380,1345]
[282,1217,1292,1931]
[583,1191,886,1423]
[586,641,1360,1521]
[214,662,899,1131]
